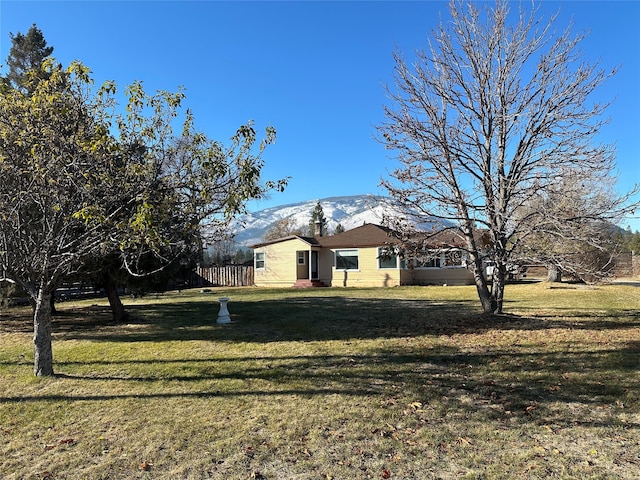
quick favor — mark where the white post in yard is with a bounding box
[217,297,231,324]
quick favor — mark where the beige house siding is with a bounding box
[251,225,480,288]
[317,249,334,285]
[400,267,474,286]
[254,238,313,287]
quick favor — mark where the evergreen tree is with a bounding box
[622,227,640,253]
[334,223,345,234]
[4,24,54,91]
[308,201,327,236]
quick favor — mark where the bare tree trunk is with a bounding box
[491,266,506,314]
[33,287,54,376]
[104,276,128,323]
[50,292,57,316]
[470,254,494,314]
[546,264,562,282]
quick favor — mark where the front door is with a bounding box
[311,251,319,280]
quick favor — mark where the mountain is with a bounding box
[230,194,443,247]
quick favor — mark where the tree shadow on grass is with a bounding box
[0,304,118,334]
[48,295,640,344]
[4,292,639,436]
[2,342,638,431]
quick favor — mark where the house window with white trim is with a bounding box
[297,251,306,265]
[413,252,441,269]
[378,247,405,269]
[443,250,467,267]
[335,249,359,270]
[412,249,468,269]
[255,252,265,269]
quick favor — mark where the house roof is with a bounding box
[249,235,320,249]
[315,223,400,248]
[249,224,401,249]
[419,229,467,248]
[250,223,489,250]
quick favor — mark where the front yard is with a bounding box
[1,283,638,479]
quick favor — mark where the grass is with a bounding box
[1,282,639,479]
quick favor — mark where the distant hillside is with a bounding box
[230,194,443,247]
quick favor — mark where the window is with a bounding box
[443,250,466,267]
[378,247,399,269]
[411,249,468,269]
[297,251,306,265]
[413,253,441,269]
[255,252,265,269]
[335,249,359,270]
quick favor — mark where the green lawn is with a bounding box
[1,282,639,479]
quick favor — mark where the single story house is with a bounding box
[249,223,483,288]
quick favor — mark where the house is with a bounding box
[249,223,479,288]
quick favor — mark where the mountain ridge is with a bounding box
[231,194,394,246]
[231,194,441,247]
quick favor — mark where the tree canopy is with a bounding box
[0,53,286,375]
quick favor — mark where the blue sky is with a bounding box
[1,1,639,230]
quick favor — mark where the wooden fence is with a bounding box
[613,251,640,278]
[191,265,254,287]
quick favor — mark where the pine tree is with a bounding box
[308,202,327,236]
[4,24,54,91]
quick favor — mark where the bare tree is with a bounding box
[378,0,637,313]
[263,217,304,242]
[514,169,623,283]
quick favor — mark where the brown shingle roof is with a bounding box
[315,224,401,248]
[249,224,399,249]
[250,223,490,250]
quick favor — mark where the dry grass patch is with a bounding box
[1,283,639,479]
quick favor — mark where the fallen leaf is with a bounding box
[139,461,152,471]
[59,438,75,445]
[382,469,391,479]
[456,436,472,446]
